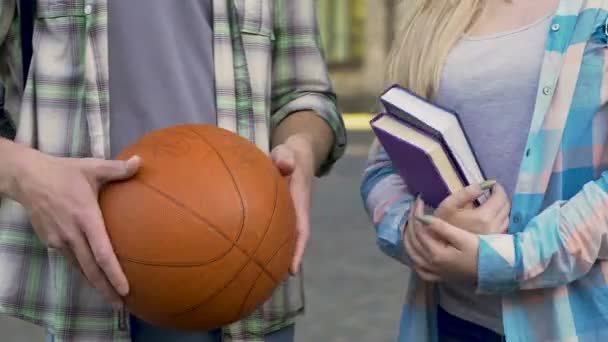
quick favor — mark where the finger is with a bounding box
[416,216,465,251]
[414,196,425,216]
[482,187,511,234]
[440,180,495,210]
[62,248,80,269]
[80,206,129,296]
[93,156,142,184]
[404,198,424,258]
[415,267,442,282]
[289,174,312,274]
[271,146,296,177]
[404,229,435,271]
[476,182,509,217]
[494,201,511,232]
[406,199,434,262]
[495,216,510,234]
[62,249,90,279]
[68,229,123,308]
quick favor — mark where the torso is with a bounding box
[107,0,216,157]
[433,0,558,334]
[468,0,559,37]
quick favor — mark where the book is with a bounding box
[371,84,488,207]
[371,114,464,207]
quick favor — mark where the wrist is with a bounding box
[283,134,316,172]
[0,139,42,200]
[284,133,314,153]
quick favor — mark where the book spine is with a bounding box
[370,116,451,208]
[380,104,470,189]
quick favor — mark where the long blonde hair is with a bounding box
[387,0,486,99]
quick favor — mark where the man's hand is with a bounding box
[271,134,316,275]
[11,149,142,308]
[413,215,480,283]
[434,180,511,235]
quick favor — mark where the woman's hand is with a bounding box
[435,181,511,235]
[403,196,442,281]
[413,215,480,283]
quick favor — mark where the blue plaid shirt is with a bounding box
[362,1,608,341]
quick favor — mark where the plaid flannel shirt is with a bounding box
[361,1,608,341]
[0,0,346,341]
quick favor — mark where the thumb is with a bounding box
[417,215,468,249]
[92,155,142,184]
[271,146,296,177]
[440,180,496,209]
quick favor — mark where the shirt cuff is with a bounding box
[477,234,519,294]
[271,93,347,176]
[595,172,608,193]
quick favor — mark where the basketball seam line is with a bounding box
[242,154,279,268]
[187,126,282,268]
[168,127,291,320]
[173,233,294,320]
[117,180,236,267]
[186,127,248,243]
[235,233,295,318]
[116,178,238,268]
[128,179,279,284]
[231,174,285,318]
[168,256,252,318]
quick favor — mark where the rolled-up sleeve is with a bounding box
[361,140,416,266]
[270,0,346,175]
[477,171,608,294]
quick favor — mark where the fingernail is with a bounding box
[128,155,141,164]
[290,264,300,276]
[415,215,433,225]
[118,284,129,296]
[479,180,497,191]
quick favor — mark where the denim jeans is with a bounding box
[46,316,296,342]
[437,306,506,342]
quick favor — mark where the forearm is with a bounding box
[0,137,34,199]
[477,173,608,294]
[271,111,334,175]
[271,0,346,174]
[361,141,416,266]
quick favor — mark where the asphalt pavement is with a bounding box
[0,130,406,342]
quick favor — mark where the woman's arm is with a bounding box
[361,140,416,266]
[477,172,608,294]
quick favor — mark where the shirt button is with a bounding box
[84,4,93,15]
[551,23,560,32]
[513,214,522,224]
[542,86,553,96]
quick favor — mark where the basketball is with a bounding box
[99,124,297,330]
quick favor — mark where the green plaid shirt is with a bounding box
[0,1,346,341]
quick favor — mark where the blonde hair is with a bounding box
[387,0,486,99]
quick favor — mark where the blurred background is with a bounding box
[1,1,408,341]
[319,0,398,113]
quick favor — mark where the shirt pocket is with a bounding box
[33,0,89,78]
[234,0,275,40]
[233,0,274,139]
[36,0,90,18]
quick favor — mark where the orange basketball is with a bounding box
[99,124,296,330]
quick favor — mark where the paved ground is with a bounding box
[0,130,406,342]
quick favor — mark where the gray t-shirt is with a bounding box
[434,14,552,334]
[108,0,216,157]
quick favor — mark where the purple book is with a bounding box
[371,84,488,207]
[370,113,465,208]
